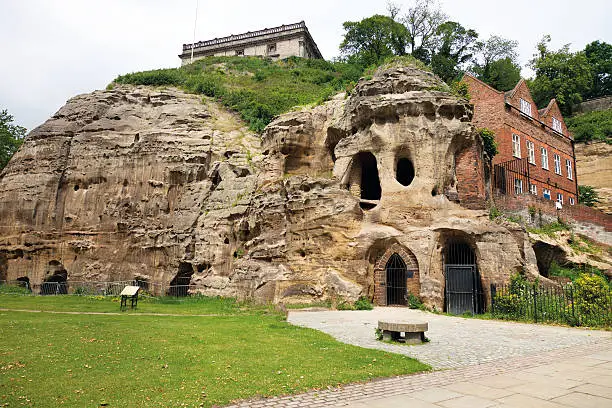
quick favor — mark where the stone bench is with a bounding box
[378,320,428,344]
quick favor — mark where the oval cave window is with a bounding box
[396,158,415,186]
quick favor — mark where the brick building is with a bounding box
[179,21,323,65]
[463,75,578,208]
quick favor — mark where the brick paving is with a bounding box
[223,308,611,407]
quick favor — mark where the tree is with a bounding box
[584,40,612,99]
[578,185,600,207]
[0,109,26,171]
[471,35,521,91]
[340,15,411,67]
[528,35,593,115]
[430,21,479,83]
[398,0,447,63]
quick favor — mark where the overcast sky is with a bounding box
[1,0,609,131]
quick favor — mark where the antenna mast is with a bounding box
[190,0,199,63]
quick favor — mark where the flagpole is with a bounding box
[190,0,199,63]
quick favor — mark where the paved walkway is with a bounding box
[224,308,612,408]
[288,308,610,369]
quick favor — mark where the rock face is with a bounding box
[575,142,612,214]
[0,66,560,309]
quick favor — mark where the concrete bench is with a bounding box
[378,320,428,344]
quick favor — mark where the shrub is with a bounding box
[573,273,611,326]
[566,109,612,144]
[450,81,470,100]
[407,292,425,310]
[478,128,498,158]
[354,296,374,310]
[578,185,601,207]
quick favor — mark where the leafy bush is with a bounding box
[573,273,611,326]
[478,128,498,158]
[527,220,571,237]
[407,292,425,310]
[450,81,470,100]
[578,185,601,207]
[566,109,612,144]
[354,296,374,310]
[114,56,364,133]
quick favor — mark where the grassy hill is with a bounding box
[113,57,364,132]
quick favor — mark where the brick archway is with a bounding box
[373,243,420,306]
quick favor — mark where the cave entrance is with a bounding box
[532,241,566,277]
[41,261,68,295]
[443,238,484,315]
[168,262,194,297]
[357,152,381,210]
[396,157,415,187]
[16,277,31,291]
[386,253,407,306]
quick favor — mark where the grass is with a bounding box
[527,220,571,237]
[113,56,364,132]
[0,295,429,407]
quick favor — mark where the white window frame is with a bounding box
[566,159,573,180]
[514,178,523,195]
[554,154,562,175]
[512,134,521,158]
[520,98,532,117]
[569,197,575,205]
[543,188,551,200]
[552,117,562,134]
[527,140,535,164]
[557,193,563,205]
[529,183,537,195]
[541,147,549,170]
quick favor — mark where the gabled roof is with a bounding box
[461,73,504,94]
[504,78,527,101]
[538,99,557,117]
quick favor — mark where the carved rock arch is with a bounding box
[373,243,420,306]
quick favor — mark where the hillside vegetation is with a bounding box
[113,56,363,132]
[566,109,612,144]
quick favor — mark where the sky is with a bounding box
[0,0,610,132]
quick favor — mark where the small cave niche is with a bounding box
[224,238,230,245]
[196,263,211,273]
[532,241,567,278]
[396,157,415,187]
[16,277,31,291]
[168,262,194,297]
[347,152,381,210]
[74,185,80,192]
[41,260,68,295]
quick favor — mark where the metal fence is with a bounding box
[0,280,199,297]
[493,158,530,196]
[491,282,612,327]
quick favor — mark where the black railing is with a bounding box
[491,281,612,327]
[493,158,530,196]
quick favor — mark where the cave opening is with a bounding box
[358,152,381,210]
[532,242,567,277]
[396,157,415,186]
[41,261,68,295]
[168,262,194,297]
[16,277,31,292]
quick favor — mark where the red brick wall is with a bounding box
[456,143,487,209]
[373,244,420,306]
[494,193,612,232]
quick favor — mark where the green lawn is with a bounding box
[0,296,429,407]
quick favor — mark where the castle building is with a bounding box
[463,75,578,208]
[179,21,323,65]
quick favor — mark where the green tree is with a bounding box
[471,35,521,91]
[528,35,593,115]
[566,110,612,143]
[578,185,601,207]
[430,21,479,83]
[395,0,447,63]
[0,109,26,170]
[340,15,411,68]
[584,40,612,99]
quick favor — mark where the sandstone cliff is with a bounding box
[0,66,584,309]
[575,142,612,214]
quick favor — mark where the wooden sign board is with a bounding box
[120,286,140,296]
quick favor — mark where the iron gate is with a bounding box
[445,265,478,315]
[386,253,407,306]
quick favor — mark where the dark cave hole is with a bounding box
[396,158,415,186]
[168,262,194,297]
[358,152,381,209]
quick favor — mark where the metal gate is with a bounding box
[445,265,478,314]
[444,240,483,314]
[386,253,407,305]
